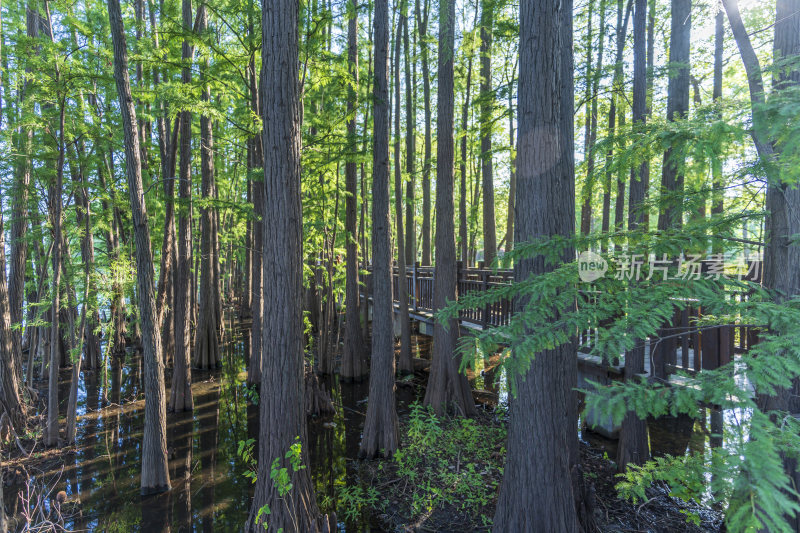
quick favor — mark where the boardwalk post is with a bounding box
[413,261,418,311]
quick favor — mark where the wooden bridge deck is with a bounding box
[362,262,762,379]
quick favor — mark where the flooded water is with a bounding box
[4,320,737,532]
[5,323,429,532]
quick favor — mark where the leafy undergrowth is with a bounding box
[350,401,723,532]
[356,402,506,532]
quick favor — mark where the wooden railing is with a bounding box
[362,260,763,374]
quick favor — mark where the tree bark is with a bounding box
[404,7,416,265]
[394,6,413,374]
[654,0,691,380]
[342,0,367,381]
[44,94,66,448]
[244,1,321,529]
[617,0,650,471]
[108,0,171,494]
[195,3,222,370]
[459,41,474,264]
[360,0,400,459]
[170,0,195,412]
[416,0,432,265]
[492,0,584,529]
[479,0,496,265]
[423,0,476,418]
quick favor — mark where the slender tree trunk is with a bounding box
[416,0,432,265]
[654,0,691,380]
[423,0,476,418]
[504,65,517,251]
[459,20,475,265]
[479,0,496,265]
[360,0,400,459]
[248,46,264,386]
[170,0,195,412]
[710,6,725,224]
[602,0,632,247]
[617,0,650,471]
[404,7,416,265]
[108,0,171,494]
[579,0,596,236]
[245,2,324,530]
[341,0,366,381]
[195,4,221,370]
[394,6,413,374]
[493,0,586,529]
[44,97,66,448]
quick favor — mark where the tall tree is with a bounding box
[479,0,496,265]
[360,0,400,459]
[617,0,650,471]
[108,0,172,494]
[0,1,25,431]
[341,0,367,381]
[170,0,195,412]
[654,0,691,380]
[195,2,222,370]
[404,2,416,266]
[492,0,584,528]
[415,0,432,265]
[423,0,476,417]
[245,0,324,530]
[459,21,475,264]
[394,5,413,374]
[723,0,800,526]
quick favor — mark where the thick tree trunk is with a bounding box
[711,7,725,223]
[108,0,171,494]
[423,0,476,418]
[341,0,367,381]
[244,2,322,530]
[617,0,650,471]
[170,0,195,412]
[394,7,413,375]
[0,187,25,436]
[479,0,496,265]
[195,4,222,370]
[492,0,586,529]
[416,0,432,265]
[360,0,400,459]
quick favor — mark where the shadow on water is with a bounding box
[12,323,424,532]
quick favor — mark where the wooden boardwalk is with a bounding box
[362,262,762,379]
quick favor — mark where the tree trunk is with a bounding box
[341,0,367,381]
[170,0,195,412]
[416,0,432,265]
[108,0,171,494]
[394,6,413,374]
[195,4,222,370]
[245,1,322,529]
[45,97,66,448]
[248,49,265,386]
[602,0,632,248]
[360,0,400,459]
[654,0,691,380]
[423,0,476,418]
[479,0,496,265]
[492,0,586,529]
[459,24,475,265]
[617,0,650,471]
[504,64,517,252]
[404,8,416,265]
[710,6,725,224]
